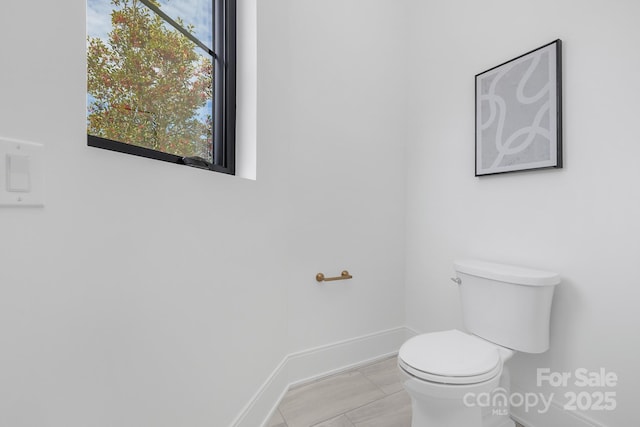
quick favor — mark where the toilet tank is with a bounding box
[454,259,560,353]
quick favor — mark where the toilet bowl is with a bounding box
[399,329,515,427]
[399,259,560,427]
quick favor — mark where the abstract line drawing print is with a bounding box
[475,41,561,176]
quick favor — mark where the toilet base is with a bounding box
[482,415,515,427]
[481,399,515,427]
[401,366,517,427]
[407,396,515,427]
[409,396,482,427]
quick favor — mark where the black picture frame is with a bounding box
[475,40,562,176]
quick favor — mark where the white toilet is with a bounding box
[398,259,560,427]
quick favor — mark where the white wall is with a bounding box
[404,1,640,425]
[0,1,407,426]
[276,0,408,354]
[6,0,637,425]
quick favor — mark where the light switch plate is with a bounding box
[7,154,31,192]
[0,137,44,207]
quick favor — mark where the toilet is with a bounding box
[398,259,560,427]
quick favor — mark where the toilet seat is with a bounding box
[398,330,503,385]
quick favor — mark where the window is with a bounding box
[87,0,236,174]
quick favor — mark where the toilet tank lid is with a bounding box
[454,259,560,287]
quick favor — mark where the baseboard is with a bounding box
[510,387,607,427]
[230,327,609,427]
[229,326,414,427]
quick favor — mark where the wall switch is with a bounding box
[6,154,31,192]
[0,137,44,207]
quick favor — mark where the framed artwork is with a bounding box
[475,40,562,176]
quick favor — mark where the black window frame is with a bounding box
[87,0,237,175]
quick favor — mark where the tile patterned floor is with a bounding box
[266,356,525,427]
